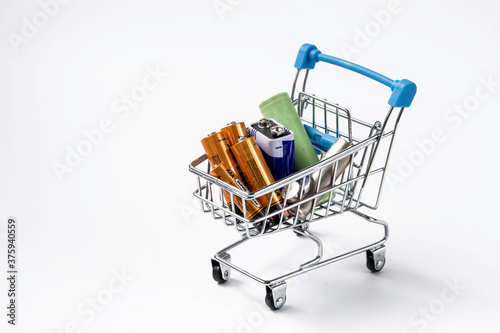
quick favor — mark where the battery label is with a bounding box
[211,154,222,166]
[234,178,261,208]
[246,158,267,189]
[210,162,265,219]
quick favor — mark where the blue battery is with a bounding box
[249,118,295,181]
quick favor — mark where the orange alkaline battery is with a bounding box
[231,136,286,214]
[221,121,248,147]
[209,162,266,220]
[201,132,240,175]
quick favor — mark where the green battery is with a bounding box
[259,92,319,171]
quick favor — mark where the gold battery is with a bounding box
[209,162,265,220]
[201,132,240,173]
[231,136,284,211]
[221,121,248,147]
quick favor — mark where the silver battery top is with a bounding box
[270,126,285,137]
[258,118,271,128]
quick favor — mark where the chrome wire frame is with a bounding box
[188,68,406,287]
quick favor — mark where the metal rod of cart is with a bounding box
[189,43,416,310]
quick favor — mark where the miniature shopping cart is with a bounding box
[189,43,416,310]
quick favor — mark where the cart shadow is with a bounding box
[302,266,447,320]
[228,263,447,319]
[216,277,245,288]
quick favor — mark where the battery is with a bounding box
[209,162,265,220]
[249,118,295,181]
[201,132,242,179]
[221,121,248,147]
[231,136,285,213]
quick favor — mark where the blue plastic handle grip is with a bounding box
[294,44,417,108]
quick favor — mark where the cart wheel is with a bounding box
[265,283,287,310]
[366,246,386,273]
[211,259,230,284]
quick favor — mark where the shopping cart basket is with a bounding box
[189,43,416,310]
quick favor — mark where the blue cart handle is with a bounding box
[294,43,416,108]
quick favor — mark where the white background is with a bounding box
[1,0,500,332]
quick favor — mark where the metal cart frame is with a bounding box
[189,43,416,310]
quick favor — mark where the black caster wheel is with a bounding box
[265,284,287,310]
[211,259,230,284]
[366,247,386,273]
